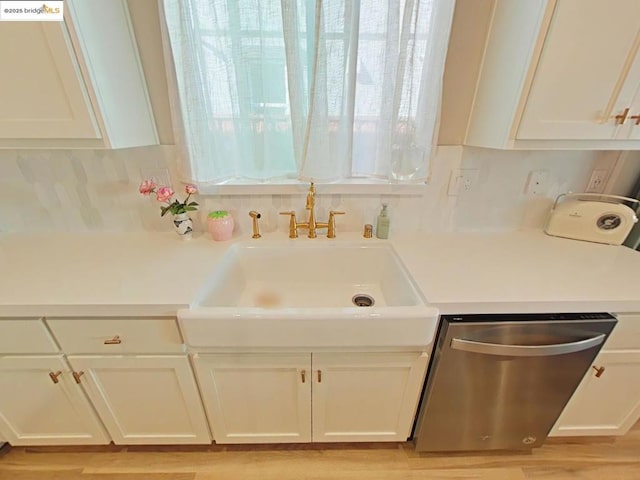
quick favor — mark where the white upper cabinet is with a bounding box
[0,0,157,149]
[0,23,99,141]
[465,0,640,149]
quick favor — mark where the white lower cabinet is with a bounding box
[551,313,640,437]
[312,352,428,442]
[193,351,428,444]
[193,353,312,444]
[551,350,640,436]
[0,355,109,446]
[66,355,211,445]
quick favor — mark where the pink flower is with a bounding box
[185,184,198,194]
[139,179,156,195]
[156,186,174,203]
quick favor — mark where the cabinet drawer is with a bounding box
[0,318,58,354]
[605,314,640,350]
[46,318,184,354]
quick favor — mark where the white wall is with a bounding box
[0,146,175,233]
[0,146,625,237]
[1,0,638,236]
[454,148,618,231]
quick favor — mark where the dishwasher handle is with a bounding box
[450,334,606,357]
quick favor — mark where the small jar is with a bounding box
[207,210,234,241]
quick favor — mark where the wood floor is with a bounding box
[1,423,639,480]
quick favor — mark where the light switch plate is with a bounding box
[525,169,550,196]
[448,169,478,196]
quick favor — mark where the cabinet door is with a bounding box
[517,0,640,140]
[67,355,211,445]
[0,22,99,139]
[193,354,311,444]
[550,350,640,436]
[623,69,640,140]
[312,352,428,442]
[0,356,109,446]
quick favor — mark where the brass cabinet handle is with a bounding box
[104,335,122,345]
[317,370,322,383]
[630,114,640,125]
[592,365,605,378]
[301,370,306,383]
[49,371,62,384]
[614,108,630,125]
[72,371,85,384]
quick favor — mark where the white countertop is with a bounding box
[0,232,228,317]
[0,229,639,317]
[391,231,640,314]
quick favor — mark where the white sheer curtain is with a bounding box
[162,0,455,184]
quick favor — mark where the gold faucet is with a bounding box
[303,182,319,238]
[280,182,345,238]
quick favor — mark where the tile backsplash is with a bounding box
[0,145,618,235]
[0,146,175,233]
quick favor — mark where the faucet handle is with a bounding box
[279,211,298,239]
[327,211,345,239]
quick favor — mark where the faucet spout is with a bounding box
[305,182,315,210]
[284,182,343,239]
[305,182,317,238]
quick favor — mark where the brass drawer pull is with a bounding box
[317,370,322,383]
[104,335,122,345]
[301,370,306,383]
[592,365,605,378]
[630,113,640,126]
[72,371,85,384]
[49,371,62,384]
[614,108,630,125]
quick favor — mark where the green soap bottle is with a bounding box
[376,203,390,239]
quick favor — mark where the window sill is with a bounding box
[193,179,429,196]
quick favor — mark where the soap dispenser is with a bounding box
[376,203,390,239]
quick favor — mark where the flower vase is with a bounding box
[172,212,193,240]
[207,211,234,241]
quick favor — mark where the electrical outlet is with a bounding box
[525,169,550,196]
[586,169,609,193]
[447,169,478,196]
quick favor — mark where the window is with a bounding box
[162,0,455,185]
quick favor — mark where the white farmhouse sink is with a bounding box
[178,242,439,348]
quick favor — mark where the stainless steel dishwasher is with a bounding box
[413,313,616,452]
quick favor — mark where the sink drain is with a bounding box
[352,294,375,307]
